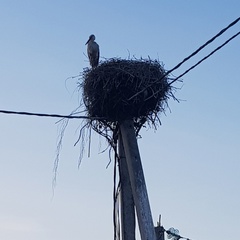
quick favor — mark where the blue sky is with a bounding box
[0,1,239,240]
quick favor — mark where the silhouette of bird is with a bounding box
[85,34,100,68]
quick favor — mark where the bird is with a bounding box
[85,34,100,68]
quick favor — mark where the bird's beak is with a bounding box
[85,38,90,45]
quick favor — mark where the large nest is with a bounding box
[81,58,175,134]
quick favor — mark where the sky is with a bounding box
[0,1,239,239]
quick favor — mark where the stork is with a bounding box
[85,34,100,68]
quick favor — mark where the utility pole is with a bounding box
[120,119,156,240]
[118,133,136,240]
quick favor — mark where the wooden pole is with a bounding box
[120,119,156,240]
[118,133,136,240]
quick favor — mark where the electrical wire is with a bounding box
[0,18,239,120]
[166,17,240,77]
[128,17,240,101]
[168,30,240,86]
[0,109,103,120]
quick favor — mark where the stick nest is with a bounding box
[81,58,175,133]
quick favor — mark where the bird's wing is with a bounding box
[96,43,100,64]
[87,42,100,68]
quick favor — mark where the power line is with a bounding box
[1,24,238,121]
[128,17,240,101]
[0,109,101,120]
[166,17,240,77]
[168,30,240,85]
[1,18,239,120]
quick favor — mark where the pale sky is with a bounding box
[0,1,239,240]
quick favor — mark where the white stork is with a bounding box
[85,34,100,68]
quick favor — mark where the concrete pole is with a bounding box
[119,119,156,240]
[118,133,136,240]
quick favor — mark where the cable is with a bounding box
[1,18,239,120]
[0,109,103,120]
[166,17,240,77]
[168,31,240,85]
[128,17,240,101]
